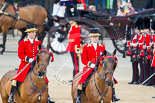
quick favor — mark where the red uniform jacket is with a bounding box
[151,48,155,67]
[66,24,81,52]
[14,37,49,83]
[145,34,152,59]
[78,43,105,84]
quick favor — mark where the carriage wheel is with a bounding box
[112,38,124,54]
[48,31,68,54]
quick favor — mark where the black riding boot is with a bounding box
[76,89,82,103]
[8,85,16,102]
[112,88,120,102]
[47,95,55,103]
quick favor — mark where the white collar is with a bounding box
[92,42,97,50]
[28,36,34,44]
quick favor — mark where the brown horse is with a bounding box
[0,0,47,54]
[0,49,52,103]
[72,50,117,103]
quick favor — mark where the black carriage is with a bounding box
[46,5,155,54]
[5,0,155,54]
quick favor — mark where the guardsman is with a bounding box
[76,28,120,103]
[150,30,155,86]
[128,29,140,84]
[137,29,145,84]
[8,24,55,103]
[66,20,81,79]
[143,29,152,86]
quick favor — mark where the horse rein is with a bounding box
[30,49,50,103]
[33,49,50,77]
[30,72,47,103]
[93,56,115,102]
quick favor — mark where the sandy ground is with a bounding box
[0,35,155,103]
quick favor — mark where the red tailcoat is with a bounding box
[66,24,81,52]
[14,37,49,83]
[78,43,105,84]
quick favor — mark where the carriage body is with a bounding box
[1,0,155,54]
[47,7,155,54]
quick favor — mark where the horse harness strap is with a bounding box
[0,3,9,15]
[92,56,114,102]
[30,72,47,103]
[10,3,20,29]
[94,72,109,102]
[0,3,33,27]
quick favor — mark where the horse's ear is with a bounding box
[103,50,107,56]
[112,49,116,56]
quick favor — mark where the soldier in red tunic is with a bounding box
[66,20,81,79]
[76,28,120,103]
[8,24,55,103]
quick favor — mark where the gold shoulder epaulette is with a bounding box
[24,37,28,42]
[35,38,38,41]
[87,43,92,47]
[75,24,78,28]
[98,43,103,47]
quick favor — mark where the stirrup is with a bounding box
[8,95,14,103]
[76,97,81,103]
[47,97,55,103]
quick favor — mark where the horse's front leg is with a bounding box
[0,34,7,55]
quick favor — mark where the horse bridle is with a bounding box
[33,50,50,78]
[30,49,50,103]
[93,56,116,102]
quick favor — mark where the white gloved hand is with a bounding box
[76,50,81,54]
[90,64,95,68]
[28,58,34,63]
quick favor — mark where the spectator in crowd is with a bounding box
[88,5,96,11]
[117,5,125,16]
[95,0,106,9]
[124,0,135,15]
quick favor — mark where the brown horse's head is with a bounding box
[34,49,51,78]
[98,49,117,86]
